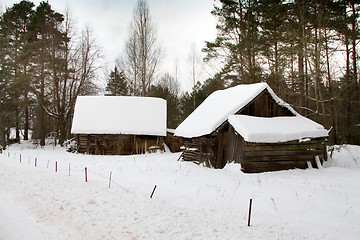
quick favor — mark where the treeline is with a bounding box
[1,0,359,149]
[0,1,100,149]
[134,0,360,145]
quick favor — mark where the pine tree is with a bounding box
[1,0,35,142]
[27,1,65,146]
[105,67,128,96]
[203,0,262,84]
[148,73,181,129]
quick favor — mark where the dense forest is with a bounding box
[0,0,100,148]
[0,0,359,150]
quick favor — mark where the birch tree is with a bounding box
[124,0,162,96]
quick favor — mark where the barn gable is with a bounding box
[236,89,294,117]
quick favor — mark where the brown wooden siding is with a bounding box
[165,132,183,152]
[181,124,327,173]
[237,89,294,117]
[182,136,217,167]
[241,139,327,173]
[76,134,164,155]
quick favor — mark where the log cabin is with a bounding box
[174,82,328,173]
[71,96,166,155]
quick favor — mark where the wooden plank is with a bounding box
[243,149,323,157]
[242,161,308,173]
[244,143,324,151]
[243,154,317,162]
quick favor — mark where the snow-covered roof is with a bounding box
[174,82,296,138]
[71,96,166,136]
[228,115,328,143]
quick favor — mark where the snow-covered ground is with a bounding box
[0,142,359,240]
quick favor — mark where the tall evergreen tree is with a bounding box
[203,0,262,85]
[0,0,35,142]
[149,73,181,129]
[105,66,128,96]
[27,1,65,146]
[257,0,289,97]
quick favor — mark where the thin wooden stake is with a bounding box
[55,161,58,172]
[150,185,157,198]
[8,152,10,158]
[108,171,112,189]
[85,167,88,182]
[248,199,253,227]
[35,158,37,167]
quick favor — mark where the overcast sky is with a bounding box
[1,0,218,92]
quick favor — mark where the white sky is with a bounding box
[1,0,218,92]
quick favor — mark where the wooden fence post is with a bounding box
[150,185,157,198]
[108,171,112,189]
[85,167,88,182]
[248,199,253,227]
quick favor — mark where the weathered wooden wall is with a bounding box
[181,124,327,173]
[238,89,294,117]
[182,136,217,167]
[165,132,183,152]
[76,134,164,155]
[241,139,327,173]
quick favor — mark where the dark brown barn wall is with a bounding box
[237,89,294,117]
[241,139,327,173]
[76,134,164,155]
[165,132,183,152]
[182,136,217,167]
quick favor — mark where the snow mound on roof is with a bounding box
[174,82,296,138]
[71,96,166,136]
[228,115,328,143]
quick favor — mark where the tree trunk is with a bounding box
[345,33,351,142]
[324,29,337,144]
[298,49,305,113]
[0,101,5,149]
[39,63,46,146]
[24,94,29,141]
[1,128,5,150]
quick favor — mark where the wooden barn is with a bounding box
[71,96,166,155]
[174,83,329,173]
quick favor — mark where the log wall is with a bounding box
[76,134,164,155]
[241,139,327,173]
[181,125,327,173]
